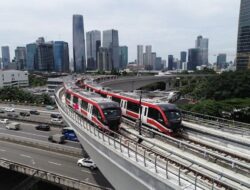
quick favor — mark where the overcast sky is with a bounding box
[0,0,240,63]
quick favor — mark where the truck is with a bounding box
[5,122,20,130]
[48,134,65,144]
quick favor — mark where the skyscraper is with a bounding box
[86,30,101,70]
[151,52,156,70]
[73,14,86,73]
[53,41,70,72]
[36,41,54,71]
[15,47,27,70]
[119,46,128,69]
[217,54,227,70]
[26,43,37,71]
[188,48,201,70]
[180,51,187,63]
[195,35,209,65]
[103,29,119,70]
[237,0,250,70]
[137,45,143,66]
[1,46,10,69]
[155,57,163,71]
[168,55,174,70]
[145,45,152,67]
[97,47,111,71]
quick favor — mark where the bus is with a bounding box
[61,127,78,142]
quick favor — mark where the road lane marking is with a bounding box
[20,154,32,158]
[18,131,48,138]
[0,149,6,152]
[81,170,97,175]
[48,161,62,166]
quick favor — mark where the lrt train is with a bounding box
[76,79,182,136]
[64,82,122,132]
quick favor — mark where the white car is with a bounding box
[0,119,9,124]
[77,158,97,170]
[4,107,15,112]
[51,118,63,124]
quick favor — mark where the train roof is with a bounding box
[65,82,119,106]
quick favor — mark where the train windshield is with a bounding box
[103,108,121,118]
[164,110,181,120]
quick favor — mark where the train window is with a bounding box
[93,106,102,120]
[73,96,78,104]
[101,94,107,98]
[112,97,121,104]
[127,101,139,113]
[81,100,88,110]
[66,93,71,100]
[148,108,164,124]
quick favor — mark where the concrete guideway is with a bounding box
[121,125,250,190]
[183,121,250,148]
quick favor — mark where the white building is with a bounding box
[0,70,29,88]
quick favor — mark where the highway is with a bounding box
[0,141,113,189]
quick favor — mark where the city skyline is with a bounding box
[0,0,240,63]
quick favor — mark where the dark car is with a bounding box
[7,113,19,118]
[0,109,5,113]
[20,111,30,117]
[35,124,50,131]
[50,113,62,119]
[30,110,40,115]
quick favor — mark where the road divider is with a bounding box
[0,133,82,157]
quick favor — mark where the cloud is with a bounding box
[0,0,240,63]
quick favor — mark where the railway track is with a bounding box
[181,111,250,137]
[121,117,250,178]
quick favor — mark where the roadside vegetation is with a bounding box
[29,74,47,87]
[0,86,54,105]
[179,70,250,123]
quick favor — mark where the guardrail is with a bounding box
[181,110,250,131]
[0,115,64,128]
[0,158,110,190]
[121,118,250,174]
[55,87,250,190]
[0,133,82,157]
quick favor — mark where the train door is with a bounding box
[141,106,148,124]
[120,100,127,115]
[87,104,93,120]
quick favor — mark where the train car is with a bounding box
[76,80,182,136]
[64,83,121,132]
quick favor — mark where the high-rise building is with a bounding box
[161,60,167,68]
[86,30,101,70]
[144,45,152,67]
[1,46,10,69]
[151,52,156,70]
[137,45,143,66]
[73,14,86,73]
[119,46,128,69]
[217,54,227,70]
[155,57,163,71]
[53,41,70,72]
[180,51,187,63]
[188,48,201,70]
[26,43,37,71]
[36,42,54,71]
[237,0,250,70]
[195,35,209,65]
[103,29,119,70]
[97,47,111,71]
[168,55,174,70]
[15,47,27,70]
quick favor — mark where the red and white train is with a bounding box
[76,79,182,136]
[64,82,122,132]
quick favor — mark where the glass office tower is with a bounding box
[237,0,250,70]
[73,14,86,73]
